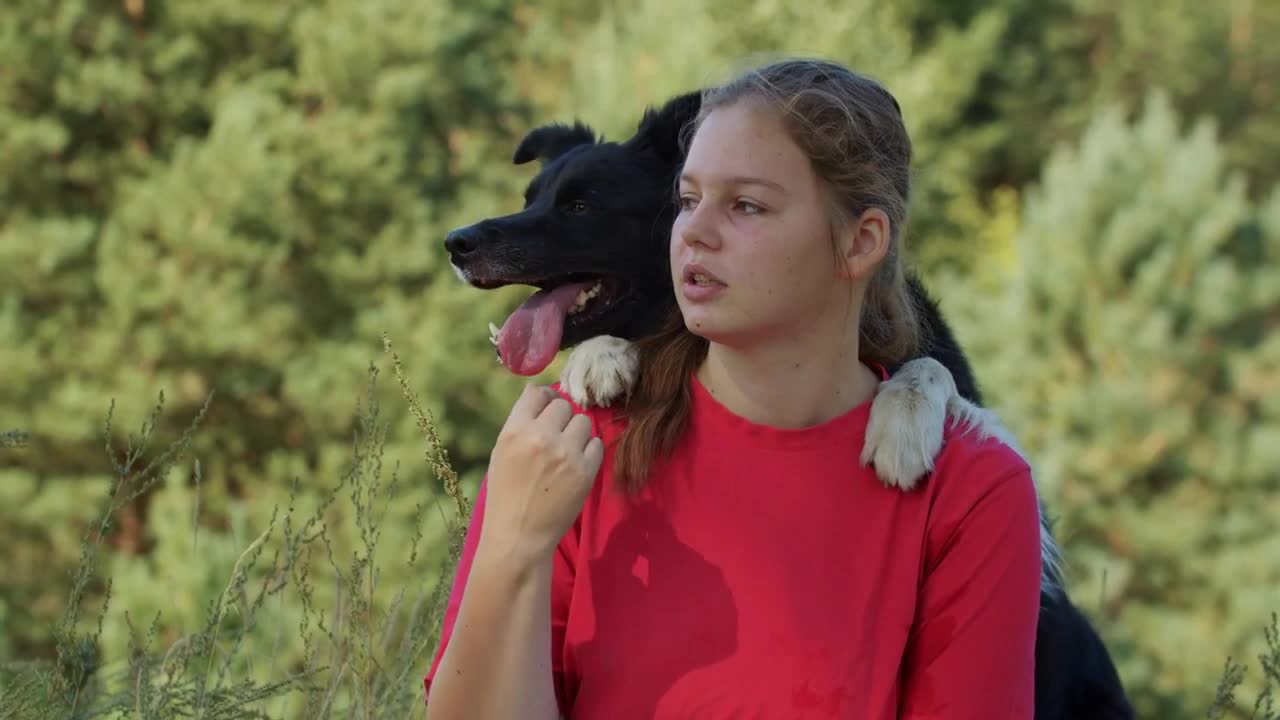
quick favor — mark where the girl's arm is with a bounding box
[423,477,577,720]
[899,457,1044,719]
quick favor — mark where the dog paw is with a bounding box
[861,357,956,491]
[559,335,639,409]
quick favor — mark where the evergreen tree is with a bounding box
[0,0,541,684]
[970,0,1280,196]
[939,90,1280,719]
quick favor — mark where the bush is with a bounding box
[935,89,1280,717]
[0,337,468,719]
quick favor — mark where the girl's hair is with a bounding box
[612,57,923,494]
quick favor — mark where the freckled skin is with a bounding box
[671,103,861,354]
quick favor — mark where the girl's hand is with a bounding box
[480,384,604,565]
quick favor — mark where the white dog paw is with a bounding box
[861,357,956,491]
[559,336,639,409]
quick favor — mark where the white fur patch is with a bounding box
[451,261,468,284]
[861,357,954,492]
[559,335,638,408]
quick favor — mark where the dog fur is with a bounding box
[444,90,1134,720]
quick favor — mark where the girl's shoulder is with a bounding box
[929,421,1035,500]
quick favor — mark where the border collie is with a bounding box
[444,90,1134,720]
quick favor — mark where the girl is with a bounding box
[424,57,1042,719]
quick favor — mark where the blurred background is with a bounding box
[1,0,1277,718]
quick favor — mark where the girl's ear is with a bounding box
[837,207,891,281]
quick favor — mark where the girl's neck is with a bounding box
[695,331,880,430]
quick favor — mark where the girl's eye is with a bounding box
[674,194,764,215]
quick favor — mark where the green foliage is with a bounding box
[1205,613,1280,720]
[0,342,468,719]
[0,430,29,448]
[970,0,1280,195]
[0,0,534,665]
[938,89,1280,717]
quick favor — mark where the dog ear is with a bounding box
[512,122,598,165]
[628,91,703,163]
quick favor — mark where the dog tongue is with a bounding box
[497,282,592,376]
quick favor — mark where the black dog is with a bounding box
[445,90,1134,720]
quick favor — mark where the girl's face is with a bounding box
[671,100,885,349]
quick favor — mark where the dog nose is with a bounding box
[444,227,481,257]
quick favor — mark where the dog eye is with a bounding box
[566,200,588,214]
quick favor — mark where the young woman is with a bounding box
[423,58,1043,719]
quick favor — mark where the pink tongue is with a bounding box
[497,282,592,376]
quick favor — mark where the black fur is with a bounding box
[512,122,599,165]
[445,90,1134,720]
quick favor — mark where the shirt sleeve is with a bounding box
[898,453,1043,719]
[421,473,580,713]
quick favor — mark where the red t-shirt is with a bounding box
[424,372,1042,719]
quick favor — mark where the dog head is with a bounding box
[445,91,703,376]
